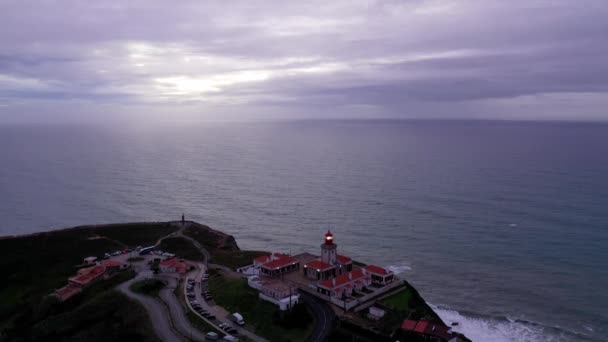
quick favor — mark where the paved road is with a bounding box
[186,269,269,342]
[124,222,269,342]
[158,275,206,342]
[302,293,335,342]
[117,272,185,342]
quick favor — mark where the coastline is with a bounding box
[0,220,470,342]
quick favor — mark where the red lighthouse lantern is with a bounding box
[325,231,334,245]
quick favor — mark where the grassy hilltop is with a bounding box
[0,222,180,341]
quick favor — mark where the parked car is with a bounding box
[231,313,245,326]
[205,332,219,340]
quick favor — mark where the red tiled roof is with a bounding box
[70,265,105,285]
[101,260,122,267]
[365,265,391,276]
[56,284,82,301]
[319,269,365,289]
[160,258,188,273]
[336,255,352,264]
[160,258,181,267]
[415,321,429,333]
[262,256,298,270]
[305,260,333,270]
[255,255,270,263]
[401,320,453,340]
[401,320,417,331]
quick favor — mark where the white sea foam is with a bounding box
[431,305,571,342]
[385,264,412,275]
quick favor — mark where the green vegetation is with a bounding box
[186,311,224,336]
[207,271,313,342]
[159,236,204,261]
[183,225,224,251]
[88,222,179,247]
[212,250,268,270]
[381,288,412,311]
[0,231,120,324]
[371,283,443,336]
[0,222,175,341]
[130,279,165,297]
[27,291,157,342]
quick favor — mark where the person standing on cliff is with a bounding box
[181,213,185,224]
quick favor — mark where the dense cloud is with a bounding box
[0,0,607,122]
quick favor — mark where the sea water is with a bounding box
[1,120,607,341]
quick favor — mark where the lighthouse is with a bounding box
[320,230,337,265]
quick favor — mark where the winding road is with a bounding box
[118,221,331,341]
[302,293,335,342]
[117,271,185,342]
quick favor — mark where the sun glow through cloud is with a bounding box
[0,0,607,122]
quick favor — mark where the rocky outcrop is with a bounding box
[183,222,240,252]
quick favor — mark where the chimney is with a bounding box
[332,278,336,287]
[348,272,352,280]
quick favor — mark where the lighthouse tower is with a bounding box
[320,230,337,265]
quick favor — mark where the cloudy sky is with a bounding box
[1,0,607,122]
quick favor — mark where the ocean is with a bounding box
[1,120,607,341]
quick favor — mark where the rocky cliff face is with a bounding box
[184,222,240,252]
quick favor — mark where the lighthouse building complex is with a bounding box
[303,231,353,280]
[245,230,397,309]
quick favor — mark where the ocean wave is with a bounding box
[430,304,598,342]
[385,264,412,275]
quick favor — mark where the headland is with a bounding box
[0,220,470,342]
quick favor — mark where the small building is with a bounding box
[248,276,300,311]
[368,306,386,320]
[101,260,128,274]
[254,253,288,267]
[55,258,130,301]
[260,255,300,277]
[68,265,106,287]
[364,265,394,285]
[83,256,97,265]
[159,258,188,274]
[401,320,459,342]
[55,283,82,301]
[316,268,372,298]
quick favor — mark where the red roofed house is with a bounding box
[364,265,395,285]
[254,255,271,266]
[260,254,300,277]
[100,259,127,276]
[303,231,353,280]
[316,268,372,298]
[254,252,289,267]
[400,320,458,342]
[68,265,106,287]
[160,258,189,274]
[55,258,131,301]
